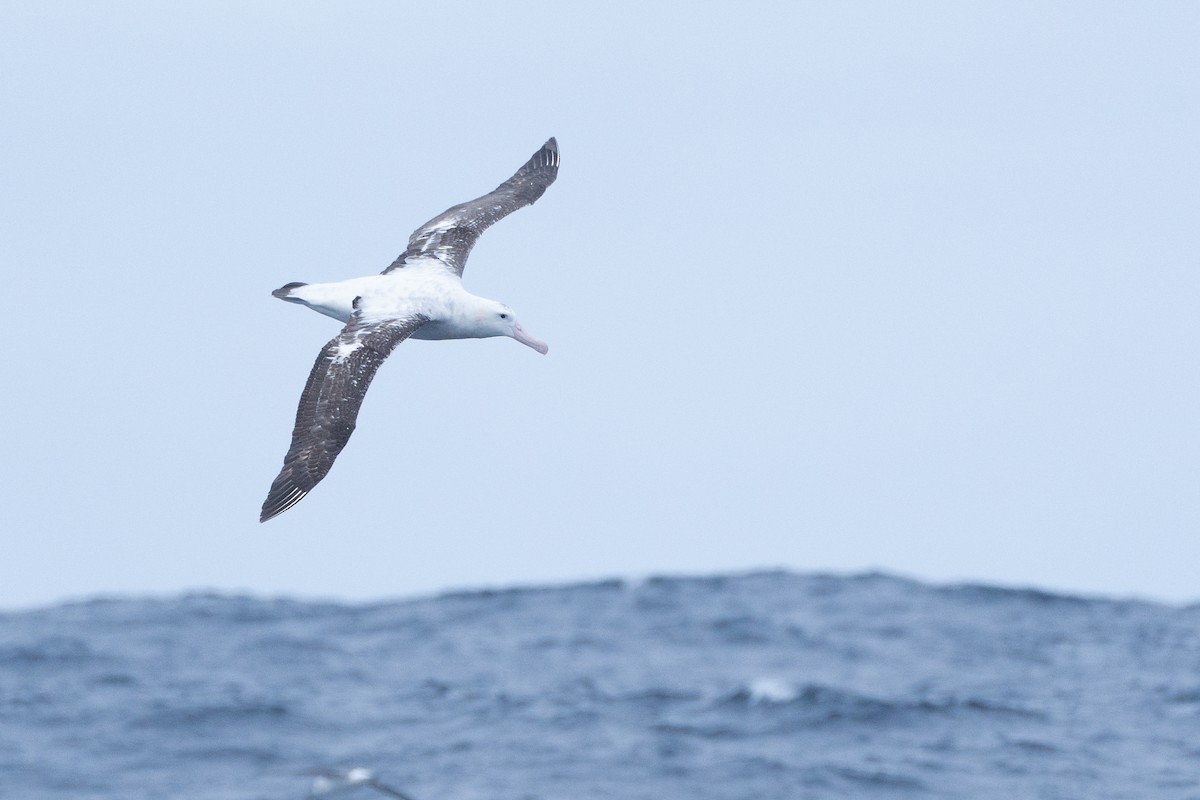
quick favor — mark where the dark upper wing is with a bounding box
[301,769,420,800]
[383,137,559,277]
[366,780,421,800]
[260,303,428,522]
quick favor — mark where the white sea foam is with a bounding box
[747,676,799,704]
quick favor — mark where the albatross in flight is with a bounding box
[260,138,559,522]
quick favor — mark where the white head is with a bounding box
[478,300,549,354]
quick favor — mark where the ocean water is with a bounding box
[1,571,1198,800]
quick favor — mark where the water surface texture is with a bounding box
[1,572,1197,799]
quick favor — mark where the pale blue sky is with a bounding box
[2,2,1197,608]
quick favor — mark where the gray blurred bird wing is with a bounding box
[260,302,429,522]
[366,780,421,800]
[383,137,559,277]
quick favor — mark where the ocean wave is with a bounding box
[132,699,290,728]
[0,636,101,666]
[0,570,1195,799]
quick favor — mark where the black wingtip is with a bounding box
[260,478,310,523]
[525,138,559,175]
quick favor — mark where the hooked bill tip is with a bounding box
[513,324,549,354]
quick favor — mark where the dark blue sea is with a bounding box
[1,571,1198,800]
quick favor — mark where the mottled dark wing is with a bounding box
[260,303,429,522]
[383,138,559,277]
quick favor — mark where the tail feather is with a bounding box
[272,281,308,302]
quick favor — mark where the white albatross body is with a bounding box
[280,257,547,349]
[260,138,559,522]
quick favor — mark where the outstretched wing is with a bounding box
[260,303,429,522]
[383,137,559,277]
[366,780,421,800]
[302,768,420,800]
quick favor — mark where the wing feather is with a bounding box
[260,305,428,522]
[383,138,559,276]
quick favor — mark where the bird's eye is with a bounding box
[499,313,509,319]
